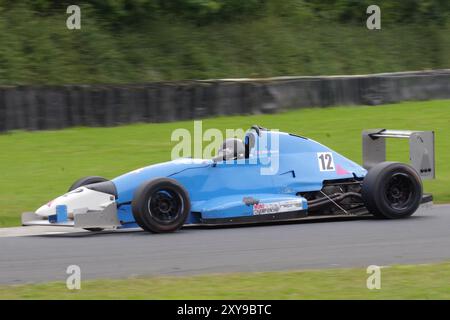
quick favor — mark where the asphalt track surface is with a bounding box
[0,204,449,284]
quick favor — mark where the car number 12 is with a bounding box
[317,152,335,171]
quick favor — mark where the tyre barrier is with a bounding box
[1,70,449,132]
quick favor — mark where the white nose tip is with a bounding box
[34,187,115,218]
[36,202,55,217]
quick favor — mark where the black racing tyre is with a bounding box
[132,178,190,233]
[68,176,109,232]
[68,176,109,192]
[362,162,422,219]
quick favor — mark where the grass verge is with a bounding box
[0,99,449,227]
[0,262,449,299]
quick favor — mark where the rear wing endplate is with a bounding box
[362,129,435,180]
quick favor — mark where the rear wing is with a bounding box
[362,129,435,180]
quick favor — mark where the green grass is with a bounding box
[0,99,449,227]
[1,262,449,299]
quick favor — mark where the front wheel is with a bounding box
[68,176,109,192]
[132,178,190,233]
[362,162,422,219]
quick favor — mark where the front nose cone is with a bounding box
[36,202,55,217]
[34,187,114,218]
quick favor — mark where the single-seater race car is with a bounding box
[22,125,435,233]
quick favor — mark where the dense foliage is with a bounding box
[0,0,449,84]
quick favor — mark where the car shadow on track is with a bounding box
[32,214,382,238]
[25,204,437,238]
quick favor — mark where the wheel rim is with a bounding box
[147,189,183,224]
[384,173,416,211]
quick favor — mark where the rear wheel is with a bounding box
[68,176,109,232]
[132,178,190,233]
[362,162,422,219]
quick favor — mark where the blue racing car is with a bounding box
[22,125,435,233]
